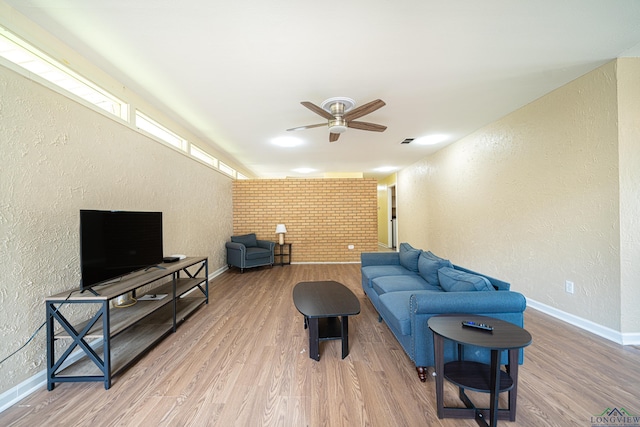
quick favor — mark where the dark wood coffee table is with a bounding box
[293,281,360,361]
[428,314,532,427]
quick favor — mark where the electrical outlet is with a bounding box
[348,245,355,250]
[565,280,574,294]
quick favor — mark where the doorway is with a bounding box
[387,185,397,249]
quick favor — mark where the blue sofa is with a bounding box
[361,243,527,381]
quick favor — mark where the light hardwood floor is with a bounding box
[2,264,639,426]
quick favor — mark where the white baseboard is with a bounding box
[0,266,228,414]
[527,299,640,345]
[0,370,47,413]
[209,265,228,279]
[0,338,102,413]
[624,332,640,346]
[291,261,360,264]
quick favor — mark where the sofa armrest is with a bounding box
[361,252,400,267]
[226,241,246,252]
[409,290,527,367]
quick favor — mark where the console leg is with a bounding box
[416,366,428,382]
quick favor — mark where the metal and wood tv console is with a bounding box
[45,256,208,390]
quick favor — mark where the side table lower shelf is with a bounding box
[441,360,515,423]
[444,361,514,393]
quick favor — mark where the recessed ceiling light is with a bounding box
[272,136,303,147]
[292,167,316,174]
[374,166,397,172]
[413,134,449,145]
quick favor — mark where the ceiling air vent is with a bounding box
[400,138,414,144]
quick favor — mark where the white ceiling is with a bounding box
[6,0,640,178]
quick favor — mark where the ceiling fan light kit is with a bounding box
[287,96,387,142]
[329,119,347,134]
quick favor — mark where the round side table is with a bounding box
[428,314,532,427]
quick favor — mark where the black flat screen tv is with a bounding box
[79,210,163,291]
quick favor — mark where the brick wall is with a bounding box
[233,178,378,262]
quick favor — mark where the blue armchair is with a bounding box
[226,233,275,272]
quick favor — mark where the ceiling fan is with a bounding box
[287,97,387,142]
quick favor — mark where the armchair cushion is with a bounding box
[245,246,271,260]
[231,233,258,247]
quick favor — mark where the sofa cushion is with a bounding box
[362,265,418,288]
[372,275,442,295]
[437,267,495,292]
[231,233,258,248]
[378,291,416,336]
[245,246,271,260]
[418,251,453,286]
[399,243,421,272]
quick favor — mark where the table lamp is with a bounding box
[275,224,287,245]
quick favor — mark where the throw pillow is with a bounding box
[398,242,421,272]
[437,267,495,292]
[424,251,449,263]
[231,233,258,247]
[418,251,453,287]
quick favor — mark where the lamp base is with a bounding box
[278,234,285,245]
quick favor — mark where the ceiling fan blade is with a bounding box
[348,121,387,132]
[343,99,385,121]
[286,123,326,131]
[301,101,334,120]
[329,133,340,143]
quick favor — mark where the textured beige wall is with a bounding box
[0,66,233,394]
[617,58,640,334]
[398,61,624,331]
[233,179,378,262]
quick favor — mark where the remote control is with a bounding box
[461,320,494,331]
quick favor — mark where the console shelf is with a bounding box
[46,257,208,390]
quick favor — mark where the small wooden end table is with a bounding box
[275,243,292,266]
[428,314,532,427]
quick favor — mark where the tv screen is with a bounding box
[80,210,163,291]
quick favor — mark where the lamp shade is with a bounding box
[275,224,287,234]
